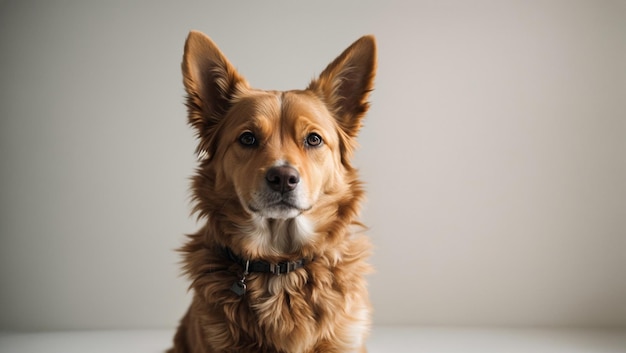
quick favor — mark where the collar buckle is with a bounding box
[269,261,296,275]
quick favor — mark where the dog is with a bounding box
[169,30,376,353]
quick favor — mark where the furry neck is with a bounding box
[237,214,316,258]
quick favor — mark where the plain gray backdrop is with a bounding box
[1,0,625,331]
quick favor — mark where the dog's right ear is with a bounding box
[182,31,249,158]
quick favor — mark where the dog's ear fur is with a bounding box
[308,36,377,144]
[182,31,249,158]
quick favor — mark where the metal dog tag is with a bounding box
[230,280,246,296]
[230,260,250,296]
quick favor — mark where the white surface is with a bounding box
[1,328,625,353]
[1,1,625,330]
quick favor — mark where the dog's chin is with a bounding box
[248,201,310,220]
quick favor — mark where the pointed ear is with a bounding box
[182,31,249,157]
[308,35,377,138]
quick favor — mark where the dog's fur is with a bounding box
[169,31,376,353]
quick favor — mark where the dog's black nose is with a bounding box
[266,166,300,192]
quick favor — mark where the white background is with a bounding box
[1,0,624,331]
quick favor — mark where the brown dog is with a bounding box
[169,30,376,353]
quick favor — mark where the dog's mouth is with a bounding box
[248,197,312,219]
[272,200,311,212]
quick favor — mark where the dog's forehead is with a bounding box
[226,89,336,133]
[281,90,334,128]
[230,90,281,119]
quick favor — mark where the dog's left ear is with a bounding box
[308,35,377,140]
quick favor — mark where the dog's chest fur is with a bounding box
[183,227,371,353]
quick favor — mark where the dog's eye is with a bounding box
[239,132,257,147]
[305,133,323,147]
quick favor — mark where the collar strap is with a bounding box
[224,247,308,276]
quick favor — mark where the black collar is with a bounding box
[224,247,308,276]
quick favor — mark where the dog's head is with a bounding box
[182,31,375,254]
